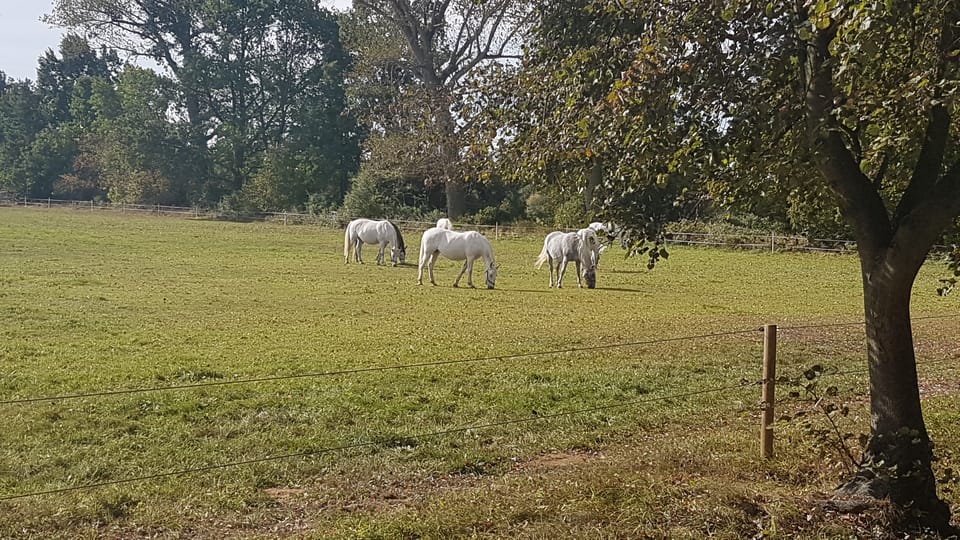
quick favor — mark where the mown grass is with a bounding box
[0,207,958,538]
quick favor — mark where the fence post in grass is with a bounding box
[761,324,778,458]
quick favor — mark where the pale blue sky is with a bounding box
[0,1,353,81]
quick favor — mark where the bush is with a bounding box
[525,191,554,224]
[340,169,388,219]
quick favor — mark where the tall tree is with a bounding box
[348,0,531,218]
[48,0,214,200]
[36,33,119,125]
[49,0,360,207]
[481,0,960,532]
[0,80,45,196]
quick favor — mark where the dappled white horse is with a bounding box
[418,228,498,289]
[343,218,406,266]
[535,228,599,288]
[436,218,453,230]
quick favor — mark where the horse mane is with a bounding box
[389,221,405,252]
[576,229,597,269]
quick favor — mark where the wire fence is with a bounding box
[9,194,947,253]
[3,315,958,503]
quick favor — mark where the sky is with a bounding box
[0,2,64,80]
[0,1,353,81]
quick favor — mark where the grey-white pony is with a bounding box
[343,218,406,266]
[534,228,599,288]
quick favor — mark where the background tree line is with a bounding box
[1,0,852,235]
[1,0,360,214]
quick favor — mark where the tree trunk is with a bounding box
[585,159,601,212]
[835,247,952,532]
[445,180,466,219]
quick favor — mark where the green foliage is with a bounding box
[779,364,861,474]
[785,185,850,239]
[46,0,360,209]
[524,191,555,225]
[340,168,389,219]
[938,246,960,296]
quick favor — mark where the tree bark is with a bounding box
[445,180,466,219]
[800,13,956,533]
[834,247,952,532]
[585,159,601,211]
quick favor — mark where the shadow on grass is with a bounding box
[595,287,651,294]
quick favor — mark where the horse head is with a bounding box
[389,221,406,265]
[485,261,498,289]
[584,266,597,289]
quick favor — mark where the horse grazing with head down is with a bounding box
[418,228,497,289]
[535,228,599,288]
[343,218,406,266]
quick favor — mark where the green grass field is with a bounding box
[1,207,958,538]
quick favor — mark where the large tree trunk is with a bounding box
[445,180,466,219]
[834,248,951,531]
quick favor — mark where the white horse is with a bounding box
[535,228,599,288]
[418,228,498,289]
[587,221,622,262]
[436,218,453,230]
[343,218,406,266]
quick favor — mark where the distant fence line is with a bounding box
[3,195,953,254]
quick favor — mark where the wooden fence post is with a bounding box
[761,324,778,458]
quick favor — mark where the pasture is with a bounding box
[1,207,958,538]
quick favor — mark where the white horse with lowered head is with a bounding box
[535,228,599,288]
[418,228,497,289]
[343,218,406,266]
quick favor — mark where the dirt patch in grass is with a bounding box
[514,449,605,473]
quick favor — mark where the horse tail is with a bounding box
[535,241,549,269]
[390,221,405,253]
[343,222,352,261]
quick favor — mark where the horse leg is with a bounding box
[575,260,583,288]
[417,252,426,285]
[428,252,438,286]
[465,258,476,288]
[547,255,555,287]
[558,258,570,288]
[453,260,469,288]
[355,241,363,264]
[376,242,385,265]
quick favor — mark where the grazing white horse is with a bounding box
[436,218,453,230]
[343,218,406,266]
[418,228,498,289]
[535,228,599,288]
